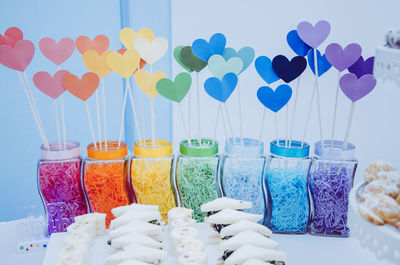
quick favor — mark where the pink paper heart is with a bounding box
[33,70,69,99]
[0,40,34,71]
[0,27,23,47]
[297,20,331,49]
[39,37,75,65]
[339,73,376,102]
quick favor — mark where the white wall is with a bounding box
[171,0,400,181]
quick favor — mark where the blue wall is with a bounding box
[0,0,171,221]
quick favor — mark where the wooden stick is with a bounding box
[178,103,191,147]
[127,80,143,144]
[313,49,324,147]
[118,81,129,147]
[330,71,341,148]
[60,95,67,149]
[95,90,102,148]
[101,79,108,148]
[54,99,62,150]
[259,108,266,142]
[84,101,97,149]
[343,102,355,150]
[288,76,301,146]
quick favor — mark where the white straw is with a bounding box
[118,81,129,147]
[150,98,156,147]
[84,101,97,149]
[343,102,355,150]
[275,113,279,147]
[223,104,235,140]
[301,79,317,147]
[54,99,62,150]
[213,103,221,143]
[127,80,143,144]
[237,79,243,145]
[196,72,202,145]
[288,76,301,146]
[259,108,266,142]
[313,49,324,147]
[95,90,102,148]
[140,85,146,145]
[101,79,108,148]
[330,71,341,148]
[219,102,229,139]
[60,95,67,149]
[188,78,192,143]
[178,103,191,146]
[285,104,289,147]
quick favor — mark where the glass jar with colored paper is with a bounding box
[37,141,87,235]
[309,140,357,237]
[130,140,176,223]
[264,140,311,234]
[82,142,131,227]
[218,138,266,215]
[175,139,219,222]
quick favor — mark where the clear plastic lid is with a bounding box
[314,140,356,161]
[40,141,81,160]
[225,137,264,157]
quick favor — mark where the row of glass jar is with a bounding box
[37,137,357,237]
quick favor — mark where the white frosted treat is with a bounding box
[106,244,167,265]
[243,259,273,265]
[224,245,287,265]
[206,209,263,225]
[118,260,156,265]
[74,212,106,236]
[169,217,196,230]
[364,160,396,182]
[176,239,205,256]
[65,232,93,246]
[220,220,272,240]
[111,203,159,218]
[109,220,164,241]
[206,227,221,244]
[177,251,208,265]
[67,221,95,238]
[201,197,252,213]
[58,244,90,264]
[110,211,162,229]
[111,233,164,250]
[55,255,85,265]
[170,227,198,256]
[168,207,193,222]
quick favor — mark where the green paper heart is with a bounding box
[174,46,192,73]
[156,72,192,103]
[180,46,207,72]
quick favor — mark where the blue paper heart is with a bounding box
[257,84,292,113]
[307,49,332,76]
[223,46,255,73]
[287,30,312,57]
[255,56,280,84]
[204,72,238,103]
[192,33,226,62]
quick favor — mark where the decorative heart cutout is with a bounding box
[204,72,237,103]
[255,56,280,84]
[156,72,192,103]
[325,43,362,72]
[272,55,307,83]
[257,84,292,113]
[106,49,140,78]
[83,50,112,78]
[0,40,34,71]
[39,37,75,65]
[297,20,331,49]
[133,37,168,65]
[174,46,192,73]
[348,56,374,78]
[119,27,154,49]
[134,70,167,98]
[180,46,207,72]
[33,70,69,99]
[286,30,312,57]
[117,48,147,69]
[63,72,99,101]
[208,54,243,79]
[222,46,255,73]
[75,35,109,55]
[339,73,376,102]
[192,33,226,62]
[307,49,332,76]
[0,27,23,47]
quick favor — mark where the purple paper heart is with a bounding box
[297,20,331,49]
[325,43,362,72]
[339,73,376,102]
[348,56,374,78]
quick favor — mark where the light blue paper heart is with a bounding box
[286,30,312,57]
[257,84,292,113]
[223,46,255,73]
[208,55,243,79]
[204,72,238,103]
[255,56,280,84]
[192,33,226,62]
[307,49,332,76]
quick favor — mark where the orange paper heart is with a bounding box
[63,72,99,101]
[82,50,112,78]
[75,35,109,55]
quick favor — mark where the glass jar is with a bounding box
[175,139,219,222]
[309,140,357,237]
[82,141,131,228]
[264,140,311,234]
[218,137,266,215]
[130,139,176,223]
[37,141,87,235]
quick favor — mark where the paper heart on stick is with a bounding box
[204,72,237,103]
[325,43,362,72]
[348,56,374,78]
[119,27,154,49]
[255,56,280,84]
[222,47,255,73]
[106,49,140,78]
[156,72,192,103]
[33,70,69,99]
[117,48,147,69]
[0,40,34,71]
[133,37,168,65]
[297,20,331,49]
[180,46,207,72]
[76,35,109,55]
[192,33,226,62]
[272,55,307,83]
[39,37,75,65]
[286,30,312,57]
[0,27,23,47]
[257,84,292,113]
[135,69,167,99]
[62,72,99,101]
[339,73,376,102]
[307,49,332,76]
[208,54,243,79]
[83,50,112,78]
[174,46,192,73]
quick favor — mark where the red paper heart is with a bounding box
[33,70,69,99]
[75,35,109,55]
[0,40,34,71]
[0,27,23,47]
[62,72,99,101]
[39,37,75,65]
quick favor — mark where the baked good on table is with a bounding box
[364,160,396,182]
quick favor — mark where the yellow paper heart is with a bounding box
[106,49,140,78]
[135,69,166,98]
[119,27,154,49]
[82,50,112,78]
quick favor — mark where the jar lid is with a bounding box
[87,141,128,160]
[40,141,81,160]
[314,140,356,161]
[270,140,309,158]
[134,139,172,158]
[225,137,264,157]
[180,138,218,157]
